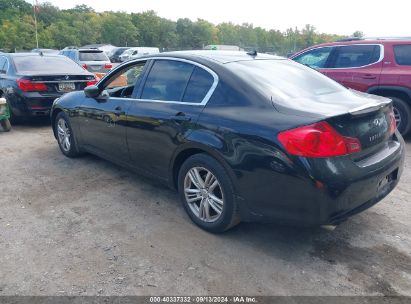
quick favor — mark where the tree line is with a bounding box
[0,0,363,55]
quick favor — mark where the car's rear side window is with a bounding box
[330,45,381,68]
[79,51,108,61]
[13,56,85,74]
[142,60,194,101]
[182,67,214,103]
[393,45,411,66]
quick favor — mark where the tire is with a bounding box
[390,96,411,135]
[0,119,11,132]
[178,153,240,233]
[54,112,82,157]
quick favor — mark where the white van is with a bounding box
[119,47,160,62]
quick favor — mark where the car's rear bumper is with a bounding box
[235,135,405,226]
[9,93,60,118]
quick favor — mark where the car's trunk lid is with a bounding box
[21,74,95,94]
[274,89,395,153]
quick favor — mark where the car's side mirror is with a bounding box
[84,85,101,98]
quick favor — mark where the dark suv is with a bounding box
[291,38,411,135]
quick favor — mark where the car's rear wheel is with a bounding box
[390,97,411,135]
[0,119,11,132]
[178,153,240,233]
[55,112,82,157]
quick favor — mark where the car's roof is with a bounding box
[149,50,286,64]
[302,38,411,49]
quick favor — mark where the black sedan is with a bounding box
[0,53,97,122]
[50,51,405,232]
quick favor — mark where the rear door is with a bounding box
[126,58,217,179]
[326,44,383,92]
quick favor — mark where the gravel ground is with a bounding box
[0,123,410,296]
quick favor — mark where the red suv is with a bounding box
[291,38,411,135]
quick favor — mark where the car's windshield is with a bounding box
[13,55,86,74]
[228,59,345,102]
[79,51,108,61]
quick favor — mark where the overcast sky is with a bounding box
[40,0,409,37]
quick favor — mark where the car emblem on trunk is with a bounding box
[65,75,70,80]
[373,118,383,127]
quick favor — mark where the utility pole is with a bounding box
[33,0,39,48]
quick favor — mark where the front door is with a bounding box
[78,61,148,161]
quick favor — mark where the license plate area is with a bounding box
[58,82,75,92]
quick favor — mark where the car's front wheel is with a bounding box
[55,112,82,157]
[390,96,411,135]
[178,154,240,233]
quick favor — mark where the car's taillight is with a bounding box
[86,79,98,87]
[389,110,396,135]
[82,64,88,69]
[104,63,113,69]
[278,121,362,158]
[17,79,47,92]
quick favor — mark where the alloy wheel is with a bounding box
[393,106,402,130]
[184,167,224,223]
[57,118,71,152]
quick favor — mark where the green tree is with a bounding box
[352,30,364,38]
[100,13,138,46]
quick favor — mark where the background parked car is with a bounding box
[119,47,160,62]
[291,38,411,135]
[59,47,113,73]
[51,51,404,233]
[0,53,97,122]
[109,47,130,63]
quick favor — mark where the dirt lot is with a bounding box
[0,123,410,296]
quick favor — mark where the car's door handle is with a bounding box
[171,112,192,122]
[114,106,125,116]
[362,74,377,79]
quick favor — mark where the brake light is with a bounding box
[278,121,362,158]
[17,79,47,92]
[389,110,396,135]
[104,63,113,69]
[82,64,88,69]
[86,79,98,87]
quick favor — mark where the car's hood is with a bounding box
[273,89,392,119]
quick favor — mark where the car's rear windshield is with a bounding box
[79,51,108,61]
[13,55,85,74]
[228,59,345,101]
[393,45,411,66]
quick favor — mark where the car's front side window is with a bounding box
[329,45,381,68]
[293,47,333,69]
[141,60,194,102]
[103,62,147,98]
